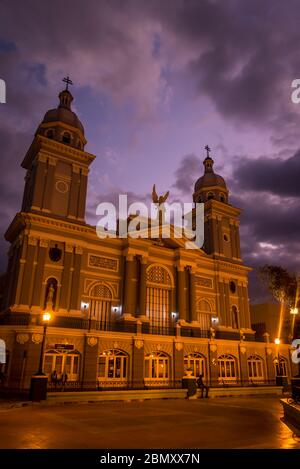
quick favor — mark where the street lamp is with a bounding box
[29,310,52,401]
[37,311,52,375]
[274,338,282,385]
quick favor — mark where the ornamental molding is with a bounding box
[196,276,213,289]
[87,337,98,347]
[28,236,38,246]
[40,239,49,248]
[210,344,217,353]
[16,333,30,345]
[175,342,183,351]
[134,339,144,349]
[266,347,273,356]
[240,346,246,355]
[31,333,43,344]
[75,245,84,255]
[88,254,119,272]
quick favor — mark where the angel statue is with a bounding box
[152,184,169,226]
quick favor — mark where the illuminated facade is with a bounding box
[0,87,296,392]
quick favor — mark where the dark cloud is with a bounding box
[172,154,201,194]
[1,0,300,305]
[232,151,300,197]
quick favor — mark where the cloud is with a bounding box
[172,154,201,194]
[232,151,300,198]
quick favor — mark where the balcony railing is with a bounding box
[0,313,271,343]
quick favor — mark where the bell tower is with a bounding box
[193,146,242,262]
[21,77,95,222]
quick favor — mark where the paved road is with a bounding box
[0,396,299,449]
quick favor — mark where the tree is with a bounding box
[258,265,297,307]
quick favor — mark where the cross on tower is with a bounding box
[205,145,211,158]
[62,76,73,91]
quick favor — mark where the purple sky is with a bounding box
[1,0,300,303]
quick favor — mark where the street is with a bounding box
[0,396,299,449]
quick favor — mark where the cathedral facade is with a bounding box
[0,86,295,392]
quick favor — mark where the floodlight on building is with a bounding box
[275,338,281,345]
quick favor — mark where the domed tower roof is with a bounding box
[193,145,228,204]
[36,76,86,150]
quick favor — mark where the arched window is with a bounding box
[98,349,128,383]
[231,305,239,329]
[89,283,112,326]
[220,193,225,203]
[184,353,206,380]
[44,349,80,382]
[248,355,264,381]
[218,354,237,381]
[62,132,71,144]
[146,265,172,329]
[207,192,214,200]
[145,351,169,381]
[274,356,288,377]
[197,299,212,330]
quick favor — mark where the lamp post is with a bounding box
[275,337,282,386]
[29,311,52,401]
[37,311,52,375]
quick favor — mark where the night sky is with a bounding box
[1,0,300,303]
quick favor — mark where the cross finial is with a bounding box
[62,76,73,91]
[205,145,211,158]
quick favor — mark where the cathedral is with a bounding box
[0,84,295,393]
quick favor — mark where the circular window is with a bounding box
[49,244,62,262]
[229,281,236,294]
[55,180,69,194]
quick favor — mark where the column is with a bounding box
[189,268,197,322]
[211,217,219,255]
[82,336,99,388]
[123,254,137,317]
[209,344,219,387]
[242,285,251,328]
[31,158,48,210]
[59,244,74,311]
[230,221,237,258]
[173,342,184,384]
[238,345,248,384]
[235,222,241,259]
[137,256,147,318]
[77,168,88,221]
[132,339,144,388]
[224,281,231,327]
[177,267,187,322]
[237,284,245,329]
[217,281,225,326]
[69,246,83,312]
[43,157,56,212]
[68,164,80,219]
[265,347,276,384]
[19,236,38,307]
[31,239,49,308]
[217,217,223,255]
